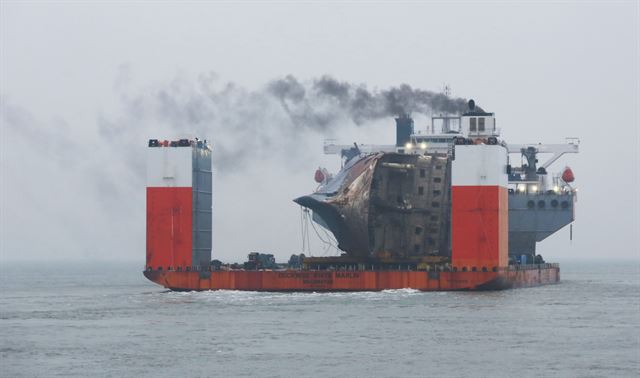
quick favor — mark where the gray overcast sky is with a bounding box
[1,1,638,263]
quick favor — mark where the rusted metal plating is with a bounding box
[295,152,451,260]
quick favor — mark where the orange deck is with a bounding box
[143,266,560,291]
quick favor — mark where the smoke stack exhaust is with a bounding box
[395,114,414,147]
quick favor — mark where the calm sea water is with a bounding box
[1,261,638,378]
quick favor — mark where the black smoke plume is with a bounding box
[268,75,475,127]
[96,73,478,176]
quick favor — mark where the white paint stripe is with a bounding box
[146,147,193,187]
[452,144,508,187]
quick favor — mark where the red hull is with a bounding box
[143,265,559,291]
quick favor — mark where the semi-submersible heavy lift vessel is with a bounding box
[144,100,579,291]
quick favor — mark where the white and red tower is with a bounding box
[146,139,212,272]
[451,143,509,271]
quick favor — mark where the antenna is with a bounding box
[442,83,451,97]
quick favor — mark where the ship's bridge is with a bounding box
[405,134,457,155]
[461,111,498,138]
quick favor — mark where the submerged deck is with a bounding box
[144,264,559,291]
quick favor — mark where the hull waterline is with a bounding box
[143,265,559,292]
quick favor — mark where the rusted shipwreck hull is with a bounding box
[294,152,452,260]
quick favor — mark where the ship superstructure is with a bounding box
[320,101,578,263]
[146,138,212,276]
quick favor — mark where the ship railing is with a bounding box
[498,263,559,272]
[145,263,559,273]
[145,265,216,272]
[507,188,575,196]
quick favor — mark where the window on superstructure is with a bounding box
[479,117,485,132]
[420,169,426,178]
[470,118,477,131]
